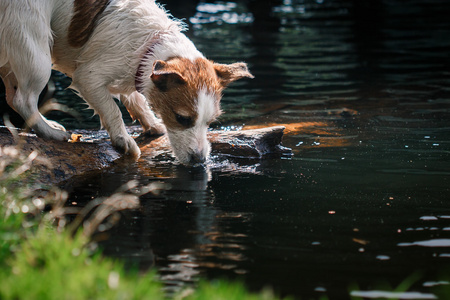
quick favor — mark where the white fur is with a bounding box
[196,89,218,127]
[166,89,217,165]
[0,0,206,159]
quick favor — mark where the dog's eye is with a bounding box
[175,113,193,127]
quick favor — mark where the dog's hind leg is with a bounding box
[1,64,68,139]
[7,58,70,141]
[120,92,166,136]
[1,25,70,141]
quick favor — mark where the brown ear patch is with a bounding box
[214,62,254,87]
[68,0,111,48]
[150,61,187,92]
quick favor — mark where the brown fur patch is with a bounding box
[214,62,254,86]
[148,57,223,131]
[68,0,111,48]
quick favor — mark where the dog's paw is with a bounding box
[53,130,72,142]
[37,117,71,141]
[45,119,67,132]
[38,127,71,142]
[144,123,166,137]
[112,135,141,158]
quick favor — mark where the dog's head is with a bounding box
[147,57,253,165]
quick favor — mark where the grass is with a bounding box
[0,228,163,300]
[0,144,288,300]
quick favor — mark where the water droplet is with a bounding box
[21,205,29,213]
[376,255,390,261]
[420,216,438,221]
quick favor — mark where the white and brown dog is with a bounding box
[0,0,253,165]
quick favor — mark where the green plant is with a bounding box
[0,227,163,300]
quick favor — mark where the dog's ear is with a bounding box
[151,60,186,92]
[214,62,254,87]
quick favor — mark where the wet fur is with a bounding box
[68,0,111,48]
[0,0,253,165]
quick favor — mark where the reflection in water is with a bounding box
[350,290,437,300]
[35,0,450,298]
[190,2,254,25]
[65,159,260,294]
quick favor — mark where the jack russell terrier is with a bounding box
[0,0,253,165]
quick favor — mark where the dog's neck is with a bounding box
[134,31,204,95]
[135,34,161,94]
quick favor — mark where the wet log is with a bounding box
[209,126,291,158]
[0,126,120,187]
[0,125,291,186]
[137,125,291,159]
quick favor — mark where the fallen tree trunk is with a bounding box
[0,125,291,186]
[209,126,291,158]
[0,127,120,187]
[137,125,291,158]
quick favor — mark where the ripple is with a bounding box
[350,290,437,299]
[190,2,254,25]
[398,239,450,247]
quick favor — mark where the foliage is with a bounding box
[181,280,293,300]
[0,227,163,300]
[0,145,38,267]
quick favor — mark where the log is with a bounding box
[0,126,120,187]
[0,125,291,186]
[136,125,291,160]
[209,126,291,158]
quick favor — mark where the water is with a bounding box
[6,0,450,299]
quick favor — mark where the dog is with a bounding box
[0,0,253,165]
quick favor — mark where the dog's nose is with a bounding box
[189,151,206,165]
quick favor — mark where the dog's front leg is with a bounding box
[73,82,140,157]
[120,92,166,136]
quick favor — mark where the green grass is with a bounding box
[0,207,24,267]
[183,280,289,300]
[0,227,163,300]
[0,145,287,300]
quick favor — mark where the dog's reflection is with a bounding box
[64,160,256,290]
[64,163,216,276]
[166,164,211,192]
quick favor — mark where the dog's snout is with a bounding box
[189,151,206,165]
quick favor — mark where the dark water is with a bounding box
[4,0,450,299]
